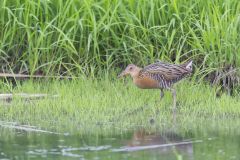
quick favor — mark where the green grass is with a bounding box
[0,1,240,159]
[0,0,239,78]
[0,77,240,134]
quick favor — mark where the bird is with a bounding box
[118,60,193,111]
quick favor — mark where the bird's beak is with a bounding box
[118,70,127,78]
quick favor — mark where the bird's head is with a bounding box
[118,64,141,78]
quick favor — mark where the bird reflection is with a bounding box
[124,129,194,159]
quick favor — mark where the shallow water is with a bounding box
[0,122,240,160]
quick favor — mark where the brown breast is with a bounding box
[133,76,159,89]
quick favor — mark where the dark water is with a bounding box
[0,123,240,160]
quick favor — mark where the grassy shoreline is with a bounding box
[0,78,239,134]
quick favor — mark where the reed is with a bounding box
[0,0,239,79]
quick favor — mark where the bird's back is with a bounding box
[139,60,192,88]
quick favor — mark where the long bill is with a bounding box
[118,71,127,78]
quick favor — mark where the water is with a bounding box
[0,123,240,160]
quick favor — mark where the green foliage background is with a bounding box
[0,0,239,77]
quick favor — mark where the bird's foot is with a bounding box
[155,108,160,115]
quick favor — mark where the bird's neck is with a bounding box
[130,68,142,79]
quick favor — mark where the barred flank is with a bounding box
[140,61,192,89]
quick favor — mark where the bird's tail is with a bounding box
[181,59,193,72]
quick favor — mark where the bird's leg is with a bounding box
[170,88,176,117]
[160,89,164,100]
[155,89,164,115]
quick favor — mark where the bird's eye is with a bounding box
[129,67,133,70]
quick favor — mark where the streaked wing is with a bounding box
[142,61,189,81]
